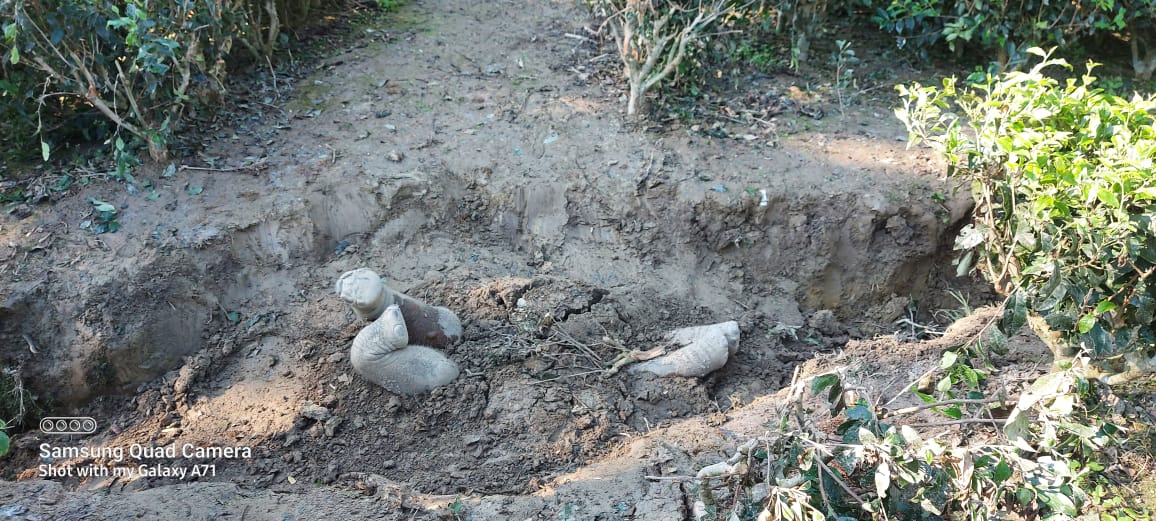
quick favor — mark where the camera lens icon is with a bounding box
[40,417,98,435]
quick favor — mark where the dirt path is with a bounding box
[0,0,997,518]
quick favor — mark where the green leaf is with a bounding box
[834,448,861,472]
[1083,322,1114,355]
[1036,263,1064,311]
[92,201,116,213]
[914,390,935,403]
[1038,490,1078,516]
[954,223,988,250]
[1044,312,1075,332]
[940,350,959,369]
[163,163,176,177]
[187,185,203,196]
[1048,393,1074,416]
[147,191,159,201]
[1058,419,1098,439]
[936,375,952,393]
[1078,313,1097,334]
[812,374,839,396]
[8,46,17,65]
[955,250,975,277]
[992,459,1012,483]
[1004,409,1032,446]
[1028,372,1064,397]
[1002,290,1027,334]
[1015,487,1034,506]
[1135,295,1156,325]
[226,311,239,322]
[961,365,980,388]
[41,141,50,161]
[0,432,8,457]
[874,462,891,499]
[1094,300,1117,314]
[941,406,963,419]
[846,403,873,422]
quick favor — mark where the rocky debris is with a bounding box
[299,402,331,421]
[324,417,343,438]
[807,309,845,337]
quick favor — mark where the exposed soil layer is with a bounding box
[0,0,1027,518]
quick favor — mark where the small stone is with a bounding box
[324,416,343,437]
[807,309,845,337]
[382,460,396,469]
[320,394,339,408]
[463,434,483,445]
[750,483,770,503]
[387,150,404,162]
[352,415,366,429]
[326,351,346,363]
[323,460,342,484]
[299,403,331,421]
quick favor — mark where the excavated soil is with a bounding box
[0,0,1048,519]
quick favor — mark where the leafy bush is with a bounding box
[0,0,351,164]
[589,0,751,118]
[872,0,1135,70]
[693,349,1127,520]
[896,48,1156,383]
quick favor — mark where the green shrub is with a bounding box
[0,0,351,165]
[896,48,1156,383]
[588,0,751,118]
[1,0,240,161]
[697,358,1126,519]
[873,0,1140,70]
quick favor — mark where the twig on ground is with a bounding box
[22,334,38,355]
[530,369,605,384]
[903,418,1008,428]
[564,33,596,44]
[882,297,1009,409]
[814,456,866,505]
[886,397,1006,418]
[179,158,269,173]
[551,325,604,367]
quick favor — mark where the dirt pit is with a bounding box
[0,0,1013,518]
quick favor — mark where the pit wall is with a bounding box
[0,164,970,408]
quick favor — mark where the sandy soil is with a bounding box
[0,0,1065,519]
